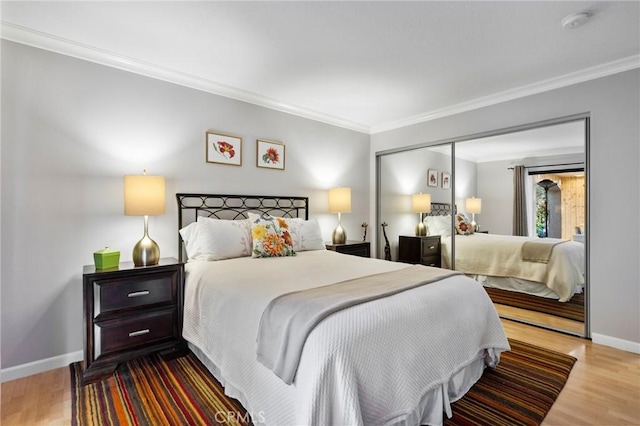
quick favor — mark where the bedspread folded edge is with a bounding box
[256,265,460,384]
[521,239,566,263]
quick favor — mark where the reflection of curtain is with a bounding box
[513,165,528,236]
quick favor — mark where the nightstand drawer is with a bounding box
[96,308,177,356]
[421,238,440,256]
[95,271,177,317]
[421,256,440,268]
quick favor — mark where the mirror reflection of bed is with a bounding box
[424,202,585,335]
[376,117,587,336]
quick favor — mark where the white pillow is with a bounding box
[288,218,326,252]
[248,213,326,252]
[179,217,252,261]
[424,215,452,237]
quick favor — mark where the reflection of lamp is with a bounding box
[124,171,166,266]
[465,197,482,230]
[412,193,431,236]
[537,179,557,238]
[329,187,351,244]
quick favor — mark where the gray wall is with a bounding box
[1,41,370,369]
[371,69,640,346]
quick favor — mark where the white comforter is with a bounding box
[183,250,509,426]
[441,234,584,302]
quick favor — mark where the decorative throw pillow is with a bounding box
[249,213,296,258]
[455,213,474,235]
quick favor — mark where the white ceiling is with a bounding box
[452,120,586,163]
[1,1,639,135]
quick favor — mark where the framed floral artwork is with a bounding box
[257,139,285,170]
[441,172,451,189]
[206,131,242,166]
[427,169,438,187]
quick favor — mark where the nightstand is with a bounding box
[82,257,187,383]
[398,235,441,267]
[325,240,371,258]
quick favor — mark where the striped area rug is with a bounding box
[70,354,249,425]
[445,339,576,426]
[71,339,576,426]
[485,287,585,322]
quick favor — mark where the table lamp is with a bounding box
[412,193,431,236]
[329,187,351,244]
[465,197,482,230]
[124,171,165,266]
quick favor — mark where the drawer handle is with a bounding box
[128,290,150,298]
[129,329,150,337]
[428,245,436,250]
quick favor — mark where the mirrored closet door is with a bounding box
[453,119,587,336]
[376,116,588,337]
[377,144,453,268]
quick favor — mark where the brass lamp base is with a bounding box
[133,235,160,266]
[133,215,160,266]
[332,225,347,244]
[415,221,427,236]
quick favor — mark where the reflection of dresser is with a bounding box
[398,235,441,267]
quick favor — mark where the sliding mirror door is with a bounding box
[454,118,588,336]
[377,144,453,266]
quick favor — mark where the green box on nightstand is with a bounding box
[93,248,120,270]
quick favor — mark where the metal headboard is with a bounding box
[427,202,455,216]
[176,193,309,262]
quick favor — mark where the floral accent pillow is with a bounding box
[455,213,474,235]
[249,213,296,258]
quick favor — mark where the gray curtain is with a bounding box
[513,165,528,236]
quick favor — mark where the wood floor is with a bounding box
[2,317,639,426]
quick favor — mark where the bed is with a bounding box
[424,204,584,303]
[176,193,510,426]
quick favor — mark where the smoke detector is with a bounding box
[562,11,592,30]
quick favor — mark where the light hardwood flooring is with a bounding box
[2,317,639,426]
[495,303,585,335]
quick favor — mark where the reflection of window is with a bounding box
[530,171,584,240]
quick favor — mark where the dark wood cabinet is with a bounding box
[82,257,187,383]
[398,235,442,267]
[325,240,371,258]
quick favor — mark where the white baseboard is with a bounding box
[592,333,640,354]
[1,350,83,383]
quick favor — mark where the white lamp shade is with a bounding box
[465,197,482,214]
[329,187,351,213]
[412,193,431,213]
[124,175,166,216]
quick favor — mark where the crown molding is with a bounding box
[371,54,640,134]
[1,21,370,134]
[3,21,638,136]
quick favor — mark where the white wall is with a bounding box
[371,69,640,348]
[475,159,513,235]
[0,41,370,372]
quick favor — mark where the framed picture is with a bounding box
[256,139,285,170]
[427,169,438,187]
[441,172,451,189]
[206,131,242,166]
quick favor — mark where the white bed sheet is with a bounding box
[183,250,509,426]
[440,234,584,302]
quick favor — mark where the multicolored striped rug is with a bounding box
[71,339,576,426]
[485,287,585,322]
[445,339,576,426]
